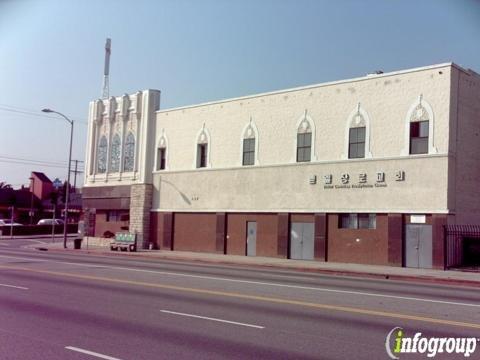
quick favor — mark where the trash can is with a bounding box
[74,238,82,250]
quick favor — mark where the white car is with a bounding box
[37,219,64,225]
[0,219,22,226]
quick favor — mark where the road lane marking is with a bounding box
[0,253,478,309]
[2,265,480,330]
[0,283,28,290]
[65,346,123,360]
[160,309,264,329]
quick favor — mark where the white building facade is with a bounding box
[83,63,480,269]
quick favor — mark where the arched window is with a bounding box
[295,112,316,163]
[195,127,211,169]
[344,104,372,159]
[348,126,365,159]
[97,136,108,173]
[242,124,256,166]
[404,95,436,155]
[123,132,135,172]
[197,132,208,168]
[110,134,121,172]
[297,118,312,162]
[156,136,167,171]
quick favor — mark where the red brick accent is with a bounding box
[387,214,403,266]
[173,213,217,253]
[432,214,447,269]
[226,213,280,257]
[277,213,289,258]
[94,211,125,237]
[328,214,389,265]
[314,213,328,261]
[216,213,226,253]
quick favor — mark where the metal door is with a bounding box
[246,222,257,256]
[302,223,314,260]
[290,222,314,260]
[406,225,432,268]
[290,223,303,260]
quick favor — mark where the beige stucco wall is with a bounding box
[154,64,452,172]
[84,63,480,222]
[152,155,449,213]
[451,67,480,224]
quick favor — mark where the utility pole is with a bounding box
[29,176,35,225]
[70,160,84,190]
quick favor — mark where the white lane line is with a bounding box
[0,283,28,290]
[65,346,123,360]
[160,310,264,329]
[0,254,49,262]
[1,253,479,308]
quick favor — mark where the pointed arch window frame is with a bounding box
[343,104,373,160]
[294,112,317,163]
[402,95,437,156]
[154,131,169,171]
[194,126,212,169]
[240,119,260,166]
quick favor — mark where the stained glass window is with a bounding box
[97,136,108,173]
[110,134,121,172]
[123,132,135,172]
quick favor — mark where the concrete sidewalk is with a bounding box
[28,239,480,288]
[0,234,78,240]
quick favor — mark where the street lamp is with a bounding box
[42,108,73,249]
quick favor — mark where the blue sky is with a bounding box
[0,0,479,187]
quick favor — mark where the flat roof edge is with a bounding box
[156,62,458,114]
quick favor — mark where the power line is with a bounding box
[0,159,84,171]
[0,103,87,122]
[0,105,87,125]
[0,154,84,167]
[0,159,77,169]
[0,154,68,166]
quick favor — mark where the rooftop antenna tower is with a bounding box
[102,38,111,99]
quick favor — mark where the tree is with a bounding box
[0,182,12,189]
[6,190,16,207]
[49,190,58,215]
[50,191,59,206]
[59,181,72,204]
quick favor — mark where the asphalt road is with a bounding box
[0,238,479,360]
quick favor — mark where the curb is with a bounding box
[37,247,480,289]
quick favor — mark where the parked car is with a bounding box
[37,219,64,225]
[0,219,22,226]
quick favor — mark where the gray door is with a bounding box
[246,221,257,256]
[290,222,314,260]
[406,225,432,268]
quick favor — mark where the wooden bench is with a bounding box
[110,232,137,252]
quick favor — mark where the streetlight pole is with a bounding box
[42,108,74,249]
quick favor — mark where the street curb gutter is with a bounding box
[38,247,480,289]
